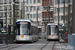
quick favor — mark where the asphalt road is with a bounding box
[0,39,61,50]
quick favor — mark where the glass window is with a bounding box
[70,5,72,11]
[26,7,28,12]
[15,0,19,2]
[30,0,32,4]
[34,0,36,3]
[15,5,19,9]
[42,12,44,18]
[43,0,44,6]
[55,0,60,4]
[47,25,58,35]
[45,12,47,18]
[38,21,41,25]
[52,0,53,6]
[37,6,41,10]
[54,16,58,21]
[37,0,40,3]
[15,12,19,17]
[38,13,41,18]
[0,6,3,11]
[0,13,3,16]
[26,0,28,4]
[30,14,32,18]
[46,0,47,6]
[49,0,50,6]
[65,7,68,12]
[61,7,64,12]
[61,16,64,20]
[70,0,73,2]
[61,0,64,3]
[61,0,67,3]
[26,14,29,19]
[30,6,32,11]
[33,6,36,11]
[16,22,30,35]
[33,14,36,18]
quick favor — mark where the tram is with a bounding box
[46,23,59,40]
[15,19,39,42]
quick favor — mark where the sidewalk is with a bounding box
[61,43,74,50]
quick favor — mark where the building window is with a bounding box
[70,5,72,11]
[42,12,44,18]
[33,6,36,11]
[15,0,19,2]
[26,0,28,4]
[61,0,67,3]
[55,0,60,4]
[52,0,53,6]
[37,0,40,3]
[37,6,41,10]
[46,0,47,6]
[30,14,32,18]
[38,13,41,18]
[15,5,19,9]
[61,16,64,20]
[34,0,36,3]
[0,6,3,11]
[0,13,3,17]
[61,7,64,12]
[33,14,36,18]
[54,16,58,21]
[30,0,32,4]
[26,7,28,12]
[45,12,47,18]
[38,21,41,25]
[65,7,68,12]
[43,0,44,6]
[30,6,32,11]
[49,0,50,6]
[26,14,29,19]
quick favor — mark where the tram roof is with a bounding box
[16,19,37,26]
[16,19,31,22]
[47,23,58,25]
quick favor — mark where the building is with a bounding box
[25,0,42,33]
[25,0,54,33]
[0,0,20,28]
[42,0,54,32]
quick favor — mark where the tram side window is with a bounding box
[54,26,58,35]
[47,26,51,35]
[16,24,20,35]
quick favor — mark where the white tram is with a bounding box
[46,23,59,40]
[15,19,39,42]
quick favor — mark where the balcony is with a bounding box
[42,18,54,22]
[43,6,54,10]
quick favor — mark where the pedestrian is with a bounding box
[65,32,68,43]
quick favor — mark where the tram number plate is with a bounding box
[52,35,54,37]
[22,35,24,38]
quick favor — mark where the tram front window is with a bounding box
[47,25,58,35]
[16,22,30,35]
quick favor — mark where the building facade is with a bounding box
[25,0,54,33]
[0,0,20,28]
[42,0,54,32]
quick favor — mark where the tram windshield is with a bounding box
[16,22,30,35]
[47,25,58,35]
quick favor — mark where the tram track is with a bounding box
[40,41,57,50]
[52,41,56,50]
[40,41,50,50]
[0,44,24,50]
